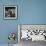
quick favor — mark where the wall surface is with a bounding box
[0,0,46,45]
[0,0,19,44]
[20,0,46,24]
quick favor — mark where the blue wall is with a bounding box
[20,0,46,24]
[0,0,46,44]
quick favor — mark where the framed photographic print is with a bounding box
[3,5,17,19]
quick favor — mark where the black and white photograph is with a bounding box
[4,5,17,19]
